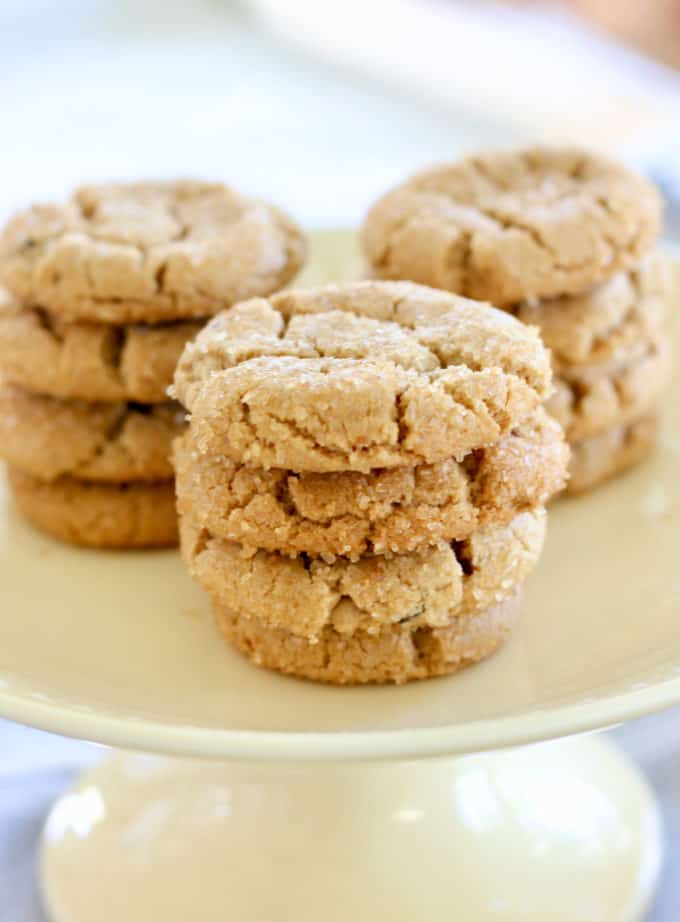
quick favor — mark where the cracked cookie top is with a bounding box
[0,384,185,482]
[0,290,201,402]
[174,408,567,559]
[0,181,306,323]
[513,258,667,373]
[174,281,553,472]
[547,331,671,442]
[180,508,545,640]
[361,147,662,305]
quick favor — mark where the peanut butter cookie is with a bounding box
[547,333,671,442]
[362,147,661,305]
[174,281,552,472]
[566,414,657,494]
[180,509,545,640]
[0,291,201,402]
[513,258,667,374]
[175,408,567,559]
[8,469,177,548]
[0,181,306,323]
[214,591,521,685]
[0,385,184,482]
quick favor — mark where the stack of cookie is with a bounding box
[361,147,670,492]
[173,281,569,684]
[0,181,305,547]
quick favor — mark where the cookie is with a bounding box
[0,292,201,402]
[362,147,661,306]
[174,281,552,472]
[214,591,521,685]
[0,181,306,323]
[0,384,184,482]
[180,509,545,640]
[566,414,657,494]
[175,408,567,559]
[514,258,668,373]
[547,332,671,442]
[8,469,177,548]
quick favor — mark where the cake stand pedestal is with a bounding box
[40,736,660,922]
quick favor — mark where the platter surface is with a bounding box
[0,231,678,761]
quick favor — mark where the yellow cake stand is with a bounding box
[1,232,679,921]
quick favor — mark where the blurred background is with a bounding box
[1,0,680,918]
[2,0,680,229]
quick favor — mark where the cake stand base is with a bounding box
[40,735,661,922]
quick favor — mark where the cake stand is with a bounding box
[1,232,679,922]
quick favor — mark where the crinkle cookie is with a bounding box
[8,469,177,548]
[514,258,668,373]
[547,333,671,442]
[174,281,552,471]
[566,414,657,494]
[214,591,521,685]
[0,292,201,402]
[174,408,567,559]
[0,385,184,482]
[362,147,661,306]
[0,181,306,323]
[180,509,545,640]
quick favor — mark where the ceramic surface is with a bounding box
[41,737,661,922]
[0,232,678,760]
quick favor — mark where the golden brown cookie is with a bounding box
[8,469,177,548]
[514,258,668,373]
[566,414,657,494]
[174,281,552,472]
[0,181,306,323]
[180,509,545,640]
[214,591,521,685]
[174,408,567,559]
[547,332,671,442]
[0,385,184,482]
[0,292,201,402]
[362,147,661,305]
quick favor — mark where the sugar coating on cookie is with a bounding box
[175,408,567,559]
[0,384,184,482]
[548,333,671,442]
[0,181,306,323]
[8,469,178,548]
[0,292,201,402]
[566,414,657,494]
[214,591,521,685]
[174,281,553,471]
[362,147,662,305]
[180,509,545,640]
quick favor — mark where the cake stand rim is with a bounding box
[1,675,680,762]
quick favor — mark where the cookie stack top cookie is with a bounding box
[0,181,307,403]
[0,180,306,323]
[362,147,662,305]
[174,281,554,472]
